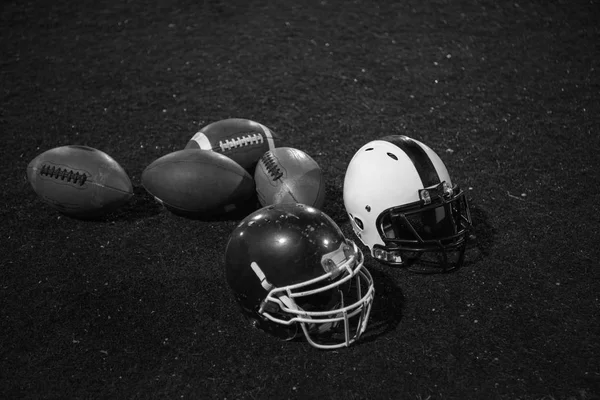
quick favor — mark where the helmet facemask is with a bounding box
[373,181,472,273]
[254,241,375,349]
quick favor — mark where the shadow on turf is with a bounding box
[463,200,498,267]
[75,185,164,222]
[358,264,405,344]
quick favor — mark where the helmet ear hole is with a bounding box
[354,217,364,230]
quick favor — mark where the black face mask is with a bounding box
[373,182,472,273]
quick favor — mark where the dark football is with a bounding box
[184,118,275,172]
[141,149,255,217]
[254,147,326,210]
[26,145,133,218]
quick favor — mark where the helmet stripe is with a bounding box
[381,135,440,187]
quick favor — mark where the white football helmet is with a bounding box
[343,135,472,273]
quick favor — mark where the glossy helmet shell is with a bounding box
[225,203,374,348]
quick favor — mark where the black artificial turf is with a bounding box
[2,0,599,399]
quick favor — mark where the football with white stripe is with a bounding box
[184,118,275,172]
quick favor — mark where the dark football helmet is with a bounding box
[343,135,472,273]
[225,203,374,349]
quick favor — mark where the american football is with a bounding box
[141,149,255,218]
[184,118,275,172]
[26,145,133,218]
[254,147,326,209]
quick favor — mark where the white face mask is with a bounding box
[254,242,375,349]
